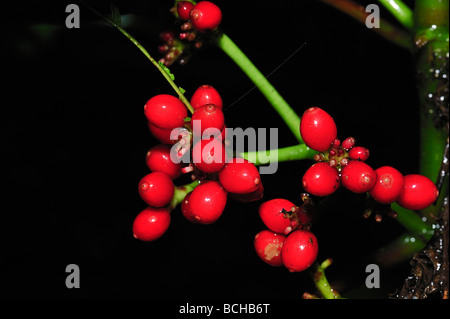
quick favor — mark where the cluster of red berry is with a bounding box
[299,107,439,210]
[254,196,318,272]
[159,1,222,66]
[133,84,263,241]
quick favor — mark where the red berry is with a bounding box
[177,1,194,21]
[191,104,225,138]
[144,94,188,129]
[181,192,196,222]
[146,144,182,179]
[300,107,337,152]
[254,230,286,267]
[132,206,171,241]
[138,172,174,207]
[302,162,340,197]
[369,166,404,204]
[259,199,298,235]
[192,137,227,173]
[190,85,223,110]
[341,160,376,193]
[396,174,439,210]
[229,181,264,203]
[348,146,370,161]
[190,1,222,32]
[341,137,355,150]
[188,181,227,224]
[282,230,318,272]
[218,158,261,194]
[148,122,173,144]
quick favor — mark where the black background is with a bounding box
[1,0,422,302]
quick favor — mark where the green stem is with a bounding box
[310,259,341,299]
[78,0,194,114]
[214,33,303,144]
[240,144,316,166]
[318,0,413,50]
[168,180,200,211]
[378,0,414,30]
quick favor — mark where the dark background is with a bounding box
[1,0,420,300]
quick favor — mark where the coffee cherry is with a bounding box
[282,230,318,272]
[191,104,225,138]
[192,137,226,173]
[190,1,222,32]
[132,206,171,241]
[341,137,355,150]
[181,192,196,222]
[177,1,194,21]
[302,162,340,197]
[396,174,439,210]
[188,181,227,224]
[229,182,264,203]
[148,122,173,144]
[254,230,286,267]
[218,158,261,194]
[348,146,370,161]
[340,160,376,193]
[190,85,223,110]
[300,107,337,152]
[259,199,298,235]
[146,144,182,179]
[369,166,404,204]
[138,172,175,207]
[144,94,188,129]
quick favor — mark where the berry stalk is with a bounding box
[240,144,316,166]
[168,180,200,211]
[214,33,304,144]
[306,259,342,299]
[78,0,195,114]
[378,0,414,30]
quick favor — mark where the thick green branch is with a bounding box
[378,0,414,30]
[214,33,303,144]
[240,144,316,166]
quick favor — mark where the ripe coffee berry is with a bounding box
[146,144,182,179]
[282,230,319,272]
[188,181,227,224]
[138,172,175,207]
[369,166,404,204]
[340,160,376,193]
[144,94,188,129]
[132,206,171,241]
[302,162,340,197]
[181,191,196,223]
[348,146,370,162]
[396,174,439,210]
[190,1,222,32]
[177,1,194,21]
[190,85,223,110]
[229,182,264,203]
[341,137,355,150]
[192,137,226,173]
[218,158,261,194]
[300,107,337,152]
[254,230,286,267]
[191,104,225,138]
[148,122,173,144]
[259,198,299,235]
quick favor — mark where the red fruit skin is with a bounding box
[340,160,376,193]
[189,181,227,224]
[302,162,340,197]
[192,138,226,173]
[146,144,182,179]
[218,158,261,194]
[369,166,404,204]
[282,230,318,272]
[348,146,370,161]
[191,104,225,138]
[181,192,196,223]
[254,230,286,267]
[190,85,223,110]
[177,1,194,21]
[190,1,222,32]
[229,181,264,203]
[148,122,173,144]
[138,172,175,207]
[300,107,337,152]
[144,94,188,129]
[396,174,439,210]
[132,206,171,241]
[259,199,298,235]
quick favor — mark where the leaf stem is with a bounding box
[78,0,194,114]
[214,33,303,144]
